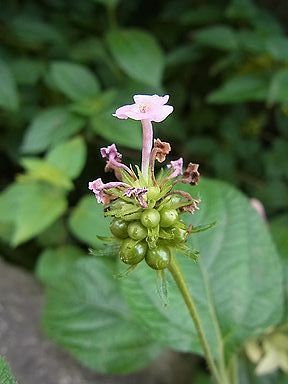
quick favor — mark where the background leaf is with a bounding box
[207,75,269,103]
[46,136,87,180]
[106,29,164,86]
[194,25,238,51]
[21,107,86,154]
[90,111,142,149]
[268,69,288,104]
[42,256,162,373]
[0,59,19,111]
[0,181,68,246]
[69,195,110,247]
[121,179,283,359]
[49,62,100,101]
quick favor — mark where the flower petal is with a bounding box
[150,105,174,123]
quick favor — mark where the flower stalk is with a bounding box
[141,119,153,180]
[168,255,223,384]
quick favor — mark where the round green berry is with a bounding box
[145,244,171,270]
[160,208,178,228]
[110,218,128,239]
[171,227,188,243]
[128,221,147,241]
[119,239,147,265]
[140,208,160,228]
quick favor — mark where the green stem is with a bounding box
[168,255,223,384]
[229,355,239,384]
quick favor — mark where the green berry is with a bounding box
[128,221,147,241]
[119,239,147,265]
[160,208,178,228]
[171,227,188,243]
[141,208,160,228]
[145,244,171,270]
[110,218,128,239]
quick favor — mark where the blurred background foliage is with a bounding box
[0,0,288,381]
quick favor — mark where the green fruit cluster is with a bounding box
[109,202,189,270]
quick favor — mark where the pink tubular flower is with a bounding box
[168,158,183,178]
[100,143,131,176]
[124,187,148,208]
[113,94,173,123]
[113,95,174,180]
[88,178,128,204]
[100,144,122,161]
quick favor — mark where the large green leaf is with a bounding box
[21,107,86,154]
[69,195,110,247]
[0,181,67,246]
[121,179,283,360]
[106,29,164,87]
[0,357,17,384]
[270,214,288,320]
[46,136,87,180]
[42,256,162,373]
[36,245,84,285]
[208,75,269,103]
[49,61,100,101]
[0,59,19,111]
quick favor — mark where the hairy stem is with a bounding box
[141,119,153,180]
[168,255,224,384]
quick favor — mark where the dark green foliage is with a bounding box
[1,0,288,380]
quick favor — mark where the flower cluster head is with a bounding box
[89,94,204,273]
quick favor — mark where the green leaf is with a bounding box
[20,158,73,190]
[270,214,288,320]
[90,111,142,149]
[13,182,67,246]
[208,75,269,103]
[0,181,67,247]
[9,15,62,46]
[194,26,238,51]
[106,29,164,86]
[268,69,288,104]
[10,58,45,85]
[46,136,87,180]
[266,36,288,61]
[21,107,86,154]
[42,257,162,373]
[0,59,19,111]
[36,245,84,285]
[69,195,110,247]
[37,219,68,247]
[121,179,283,358]
[0,356,17,384]
[49,61,100,101]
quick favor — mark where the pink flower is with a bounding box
[88,178,128,204]
[168,158,183,178]
[113,94,173,123]
[100,143,131,177]
[100,144,122,161]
